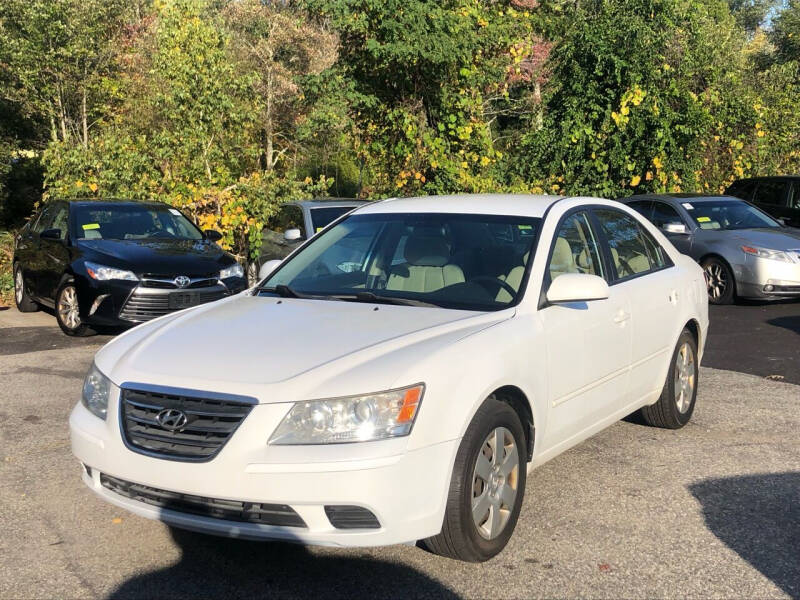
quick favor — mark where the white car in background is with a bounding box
[70,194,708,562]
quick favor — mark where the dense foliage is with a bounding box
[1,0,799,261]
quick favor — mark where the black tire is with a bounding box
[422,397,527,562]
[640,328,698,429]
[55,280,93,337]
[13,263,39,312]
[701,257,735,305]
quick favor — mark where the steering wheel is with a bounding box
[471,276,517,298]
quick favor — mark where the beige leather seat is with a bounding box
[386,236,465,293]
[549,237,576,280]
[496,252,529,303]
[610,247,651,277]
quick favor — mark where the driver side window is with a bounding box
[548,212,604,281]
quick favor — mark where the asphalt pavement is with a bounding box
[0,302,798,599]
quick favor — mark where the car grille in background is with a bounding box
[100,473,306,528]
[118,289,227,322]
[324,505,381,529]
[140,274,220,289]
[121,388,253,461]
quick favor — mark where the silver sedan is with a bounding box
[620,194,800,304]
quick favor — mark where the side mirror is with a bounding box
[284,228,302,242]
[546,273,609,304]
[204,229,223,242]
[662,222,688,234]
[40,228,61,240]
[258,259,282,280]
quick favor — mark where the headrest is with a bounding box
[404,236,451,267]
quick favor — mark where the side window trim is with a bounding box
[589,206,675,286]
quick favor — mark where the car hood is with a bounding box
[96,295,510,402]
[77,238,235,275]
[726,228,800,249]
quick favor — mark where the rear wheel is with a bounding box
[701,257,735,305]
[640,328,698,429]
[422,397,527,562]
[55,281,93,336]
[13,264,39,312]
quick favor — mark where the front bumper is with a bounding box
[735,255,800,299]
[70,396,457,547]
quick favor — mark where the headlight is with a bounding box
[741,246,794,263]
[85,261,138,281]
[269,384,424,445]
[82,363,111,420]
[219,263,245,279]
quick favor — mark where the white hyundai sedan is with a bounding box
[70,194,708,562]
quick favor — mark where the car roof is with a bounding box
[289,198,369,208]
[54,197,171,209]
[353,194,566,217]
[731,175,800,182]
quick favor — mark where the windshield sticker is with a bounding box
[696,216,711,222]
[168,208,181,216]
[682,202,694,210]
[518,224,533,230]
[82,223,100,230]
[316,227,323,233]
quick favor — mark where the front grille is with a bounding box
[121,388,253,461]
[100,473,306,527]
[119,288,227,322]
[140,275,220,289]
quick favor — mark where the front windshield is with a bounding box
[309,206,354,233]
[261,212,540,311]
[73,204,203,241]
[686,199,781,230]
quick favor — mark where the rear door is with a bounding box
[592,207,683,406]
[538,209,632,448]
[787,182,800,227]
[25,204,57,299]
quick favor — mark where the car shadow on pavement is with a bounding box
[689,472,800,599]
[107,526,461,600]
[767,315,800,336]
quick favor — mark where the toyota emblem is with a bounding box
[155,408,188,431]
[174,275,191,288]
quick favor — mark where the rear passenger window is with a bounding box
[548,211,604,281]
[753,181,788,206]
[650,202,685,230]
[593,209,669,280]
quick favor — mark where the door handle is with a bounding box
[613,309,630,324]
[669,290,679,305]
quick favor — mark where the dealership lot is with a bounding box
[0,303,798,599]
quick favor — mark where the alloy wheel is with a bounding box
[673,341,696,413]
[704,263,727,300]
[471,426,519,540]
[58,285,81,330]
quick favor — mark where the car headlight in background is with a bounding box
[82,363,111,420]
[269,384,424,445]
[219,263,245,279]
[741,246,795,263]
[85,261,138,281]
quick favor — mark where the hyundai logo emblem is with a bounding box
[174,275,191,288]
[155,408,188,431]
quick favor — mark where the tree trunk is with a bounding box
[55,89,67,142]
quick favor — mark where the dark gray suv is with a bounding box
[726,176,800,228]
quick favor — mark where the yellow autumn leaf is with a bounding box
[75,180,84,188]
[88,183,98,192]
[630,175,641,187]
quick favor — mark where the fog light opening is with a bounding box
[763,284,775,292]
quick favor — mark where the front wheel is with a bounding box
[422,397,527,562]
[639,328,698,429]
[13,264,39,312]
[702,257,735,305]
[55,281,93,337]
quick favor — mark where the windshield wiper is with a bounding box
[343,291,441,308]
[257,284,331,300]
